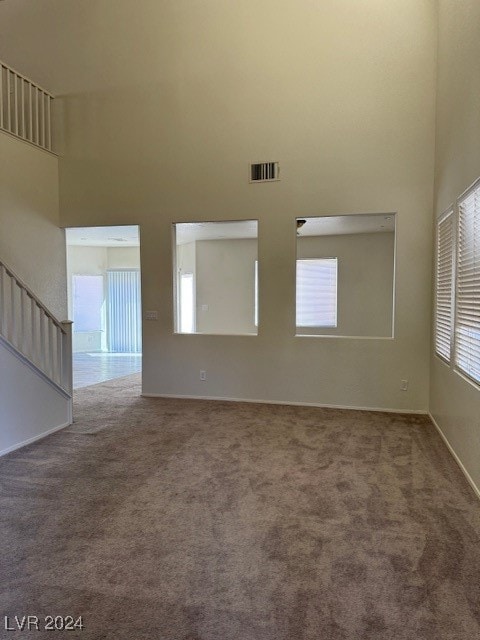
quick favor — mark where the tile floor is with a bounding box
[73,352,142,389]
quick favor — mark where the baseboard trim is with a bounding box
[142,392,427,415]
[0,420,72,457]
[428,412,480,501]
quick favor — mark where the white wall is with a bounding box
[0,339,71,455]
[182,232,394,337]
[66,245,108,352]
[0,0,437,411]
[107,246,140,270]
[0,134,66,319]
[195,239,257,335]
[176,242,196,276]
[430,1,480,491]
[0,104,70,454]
[297,232,394,337]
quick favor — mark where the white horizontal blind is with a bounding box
[435,209,454,361]
[455,179,480,384]
[296,258,337,327]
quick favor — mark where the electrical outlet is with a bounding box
[145,310,158,321]
[200,370,207,381]
[401,379,408,391]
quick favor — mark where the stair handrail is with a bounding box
[0,259,66,333]
[0,258,72,395]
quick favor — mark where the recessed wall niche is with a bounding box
[295,214,396,337]
[173,220,258,336]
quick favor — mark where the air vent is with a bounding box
[250,162,280,183]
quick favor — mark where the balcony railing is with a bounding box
[0,60,54,152]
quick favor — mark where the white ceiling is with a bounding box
[175,221,259,244]
[297,214,395,237]
[175,214,395,244]
[66,226,139,247]
[65,216,394,247]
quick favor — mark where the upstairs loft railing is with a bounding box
[0,60,54,152]
[0,260,72,396]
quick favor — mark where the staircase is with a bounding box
[0,260,73,455]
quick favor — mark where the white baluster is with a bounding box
[0,65,4,130]
[28,83,33,142]
[9,274,15,346]
[35,86,39,145]
[21,78,25,138]
[56,327,62,386]
[0,265,6,336]
[20,287,27,355]
[46,96,52,150]
[40,90,45,148]
[48,320,55,380]
[6,70,11,132]
[46,316,52,379]
[39,308,46,371]
[34,303,41,368]
[14,74,18,135]
[27,297,33,360]
[0,260,70,394]
[61,321,73,394]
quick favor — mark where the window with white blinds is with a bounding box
[296,258,337,327]
[455,179,480,385]
[435,210,454,362]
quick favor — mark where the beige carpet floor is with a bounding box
[1,374,480,640]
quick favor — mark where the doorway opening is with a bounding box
[65,225,142,389]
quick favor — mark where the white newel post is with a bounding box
[61,320,73,396]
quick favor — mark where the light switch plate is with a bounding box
[145,310,158,320]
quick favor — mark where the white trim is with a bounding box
[0,126,58,156]
[0,335,71,399]
[142,392,427,414]
[428,412,480,501]
[173,332,258,337]
[0,420,72,457]
[453,178,480,387]
[295,335,394,340]
[434,206,455,363]
[437,204,455,225]
[457,174,480,203]
[0,59,54,97]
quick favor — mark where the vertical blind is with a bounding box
[107,270,142,352]
[455,180,480,384]
[435,210,454,362]
[296,258,337,327]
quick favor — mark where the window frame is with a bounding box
[434,207,455,364]
[453,176,480,387]
[172,220,259,336]
[178,271,195,334]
